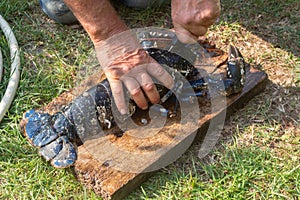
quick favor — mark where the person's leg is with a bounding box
[39,0,78,24]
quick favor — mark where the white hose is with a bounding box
[0,15,20,122]
[0,47,3,82]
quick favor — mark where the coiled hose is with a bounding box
[0,15,20,122]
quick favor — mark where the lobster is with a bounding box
[23,30,246,168]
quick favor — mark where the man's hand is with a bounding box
[95,32,174,114]
[171,0,221,43]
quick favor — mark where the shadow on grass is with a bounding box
[221,0,299,57]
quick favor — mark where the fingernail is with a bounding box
[120,109,127,115]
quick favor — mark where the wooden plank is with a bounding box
[73,67,268,200]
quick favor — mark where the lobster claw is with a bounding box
[223,45,246,95]
[39,136,77,168]
[24,109,78,168]
[25,110,58,147]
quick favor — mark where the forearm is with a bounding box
[63,0,128,44]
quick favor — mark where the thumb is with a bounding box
[173,24,198,44]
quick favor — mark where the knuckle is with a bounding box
[106,68,122,79]
[130,87,142,96]
[197,10,220,25]
[142,83,155,92]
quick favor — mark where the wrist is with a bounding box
[90,22,128,45]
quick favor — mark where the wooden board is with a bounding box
[75,68,267,199]
[20,43,268,199]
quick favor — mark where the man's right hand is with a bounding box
[95,32,174,115]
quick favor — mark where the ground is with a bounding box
[0,0,299,199]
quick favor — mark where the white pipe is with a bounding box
[0,15,20,122]
[0,47,2,82]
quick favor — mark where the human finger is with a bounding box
[121,76,148,110]
[187,25,209,38]
[173,24,198,44]
[135,72,160,105]
[108,79,127,115]
[146,62,174,90]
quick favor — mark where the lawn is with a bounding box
[0,0,299,199]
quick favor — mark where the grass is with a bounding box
[138,146,298,199]
[0,0,299,199]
